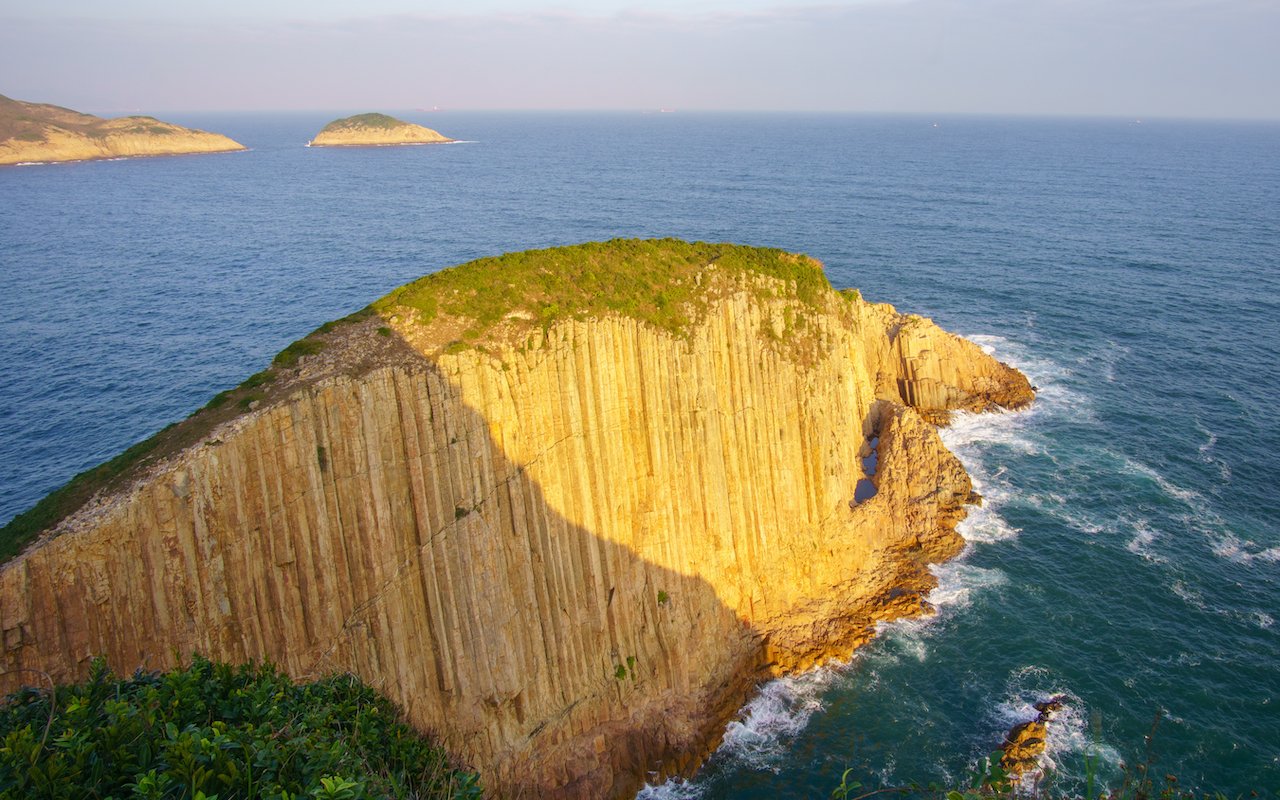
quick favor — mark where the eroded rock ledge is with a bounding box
[0,93,246,165]
[0,240,1032,799]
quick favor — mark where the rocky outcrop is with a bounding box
[889,313,1035,426]
[309,113,454,147]
[999,697,1066,776]
[0,94,246,166]
[0,244,1031,798]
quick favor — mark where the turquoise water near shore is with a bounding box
[2,112,1277,795]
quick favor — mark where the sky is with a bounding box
[2,0,1278,118]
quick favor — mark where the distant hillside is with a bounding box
[0,94,246,165]
[309,112,455,147]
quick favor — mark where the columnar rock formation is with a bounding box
[0,243,1032,798]
[0,94,246,165]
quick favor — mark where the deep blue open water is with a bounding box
[2,112,1277,796]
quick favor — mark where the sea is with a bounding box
[1,112,1277,797]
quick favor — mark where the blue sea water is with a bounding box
[2,112,1278,796]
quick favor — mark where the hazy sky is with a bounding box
[3,0,1277,118]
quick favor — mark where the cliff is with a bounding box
[309,113,455,147]
[0,240,1032,798]
[0,94,246,166]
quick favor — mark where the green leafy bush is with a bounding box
[239,371,276,390]
[0,655,480,800]
[272,339,325,368]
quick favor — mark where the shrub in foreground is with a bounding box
[0,655,481,800]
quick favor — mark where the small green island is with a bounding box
[308,112,455,147]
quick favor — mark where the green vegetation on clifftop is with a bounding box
[319,113,406,133]
[375,238,836,340]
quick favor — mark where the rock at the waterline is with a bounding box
[999,696,1067,776]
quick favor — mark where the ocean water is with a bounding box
[2,112,1278,796]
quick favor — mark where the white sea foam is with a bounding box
[1042,705,1124,780]
[644,667,856,796]
[1114,454,1205,507]
[957,501,1021,544]
[1096,341,1129,384]
[963,334,1090,421]
[927,562,1010,614]
[862,561,1013,664]
[1210,534,1280,564]
[1170,581,1207,610]
[711,668,841,773]
[1102,451,1278,565]
[1195,422,1233,482]
[943,409,1039,457]
[634,777,702,800]
[1125,518,1164,561]
[1197,428,1218,459]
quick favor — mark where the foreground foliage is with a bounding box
[0,656,480,800]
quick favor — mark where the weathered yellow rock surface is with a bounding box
[0,259,1031,798]
[999,696,1065,776]
[309,112,455,147]
[0,94,246,166]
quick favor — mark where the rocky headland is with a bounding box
[0,240,1033,798]
[308,112,455,147]
[0,93,246,166]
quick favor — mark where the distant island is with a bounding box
[0,94,246,166]
[308,113,455,147]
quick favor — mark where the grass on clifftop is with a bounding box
[374,238,837,342]
[0,655,480,800]
[319,113,405,133]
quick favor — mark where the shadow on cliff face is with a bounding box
[0,329,767,800]
[333,349,789,799]
[309,357,770,800]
